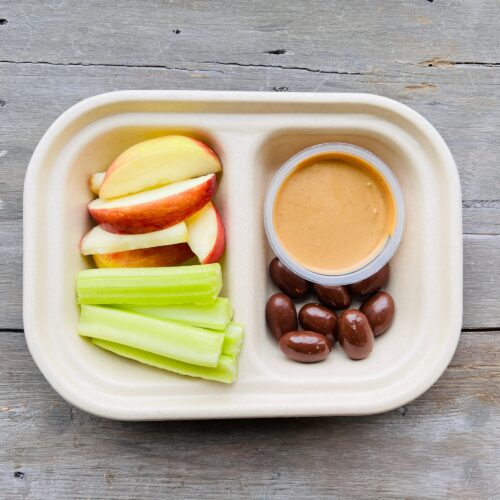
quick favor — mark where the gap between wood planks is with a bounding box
[0,59,223,74]
[2,58,499,75]
[0,58,363,76]
[461,327,500,333]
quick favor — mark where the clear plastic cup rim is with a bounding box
[264,142,405,286]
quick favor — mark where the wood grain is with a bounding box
[1,0,499,70]
[0,1,499,498]
[1,330,498,499]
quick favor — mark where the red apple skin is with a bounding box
[89,175,217,234]
[198,140,220,161]
[93,243,194,268]
[200,207,226,264]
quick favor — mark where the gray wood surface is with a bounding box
[0,1,499,498]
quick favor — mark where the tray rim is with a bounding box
[23,90,463,420]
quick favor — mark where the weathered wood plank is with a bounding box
[0,221,22,328]
[1,329,498,499]
[1,0,499,71]
[462,203,500,236]
[463,235,500,329]
[0,63,499,329]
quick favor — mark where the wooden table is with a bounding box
[1,1,499,498]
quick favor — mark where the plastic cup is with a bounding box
[264,143,405,286]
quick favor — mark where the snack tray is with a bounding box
[23,91,462,420]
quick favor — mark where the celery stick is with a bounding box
[222,322,244,356]
[91,339,238,384]
[77,264,222,305]
[78,305,224,367]
[119,297,233,331]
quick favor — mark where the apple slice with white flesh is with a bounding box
[80,222,188,255]
[88,173,217,234]
[186,202,225,264]
[99,135,222,199]
[89,172,105,195]
[93,243,194,268]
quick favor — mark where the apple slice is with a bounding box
[89,172,105,195]
[186,202,225,264]
[88,173,216,234]
[93,243,194,268]
[80,222,188,256]
[99,135,221,199]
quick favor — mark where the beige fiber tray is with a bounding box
[24,91,462,420]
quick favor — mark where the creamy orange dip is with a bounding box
[273,153,396,274]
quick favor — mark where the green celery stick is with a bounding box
[222,322,244,356]
[119,297,233,331]
[77,264,222,305]
[78,305,224,367]
[91,338,238,384]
